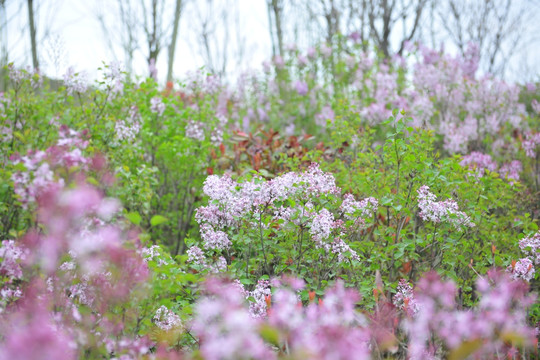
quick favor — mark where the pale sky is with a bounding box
[2,0,539,84]
[3,0,271,82]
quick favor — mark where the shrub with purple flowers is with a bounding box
[0,38,538,359]
[186,163,376,290]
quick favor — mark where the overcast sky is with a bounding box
[2,0,539,84]
[3,0,271,82]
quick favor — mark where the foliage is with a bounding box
[0,40,539,359]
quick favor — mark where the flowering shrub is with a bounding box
[404,270,536,359]
[187,163,377,289]
[416,185,474,228]
[0,179,153,358]
[185,271,537,359]
[0,39,538,358]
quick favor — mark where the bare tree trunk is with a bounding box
[267,0,276,56]
[148,0,159,65]
[0,0,7,91]
[436,0,531,77]
[142,0,162,75]
[365,0,428,58]
[166,0,183,83]
[27,0,39,70]
[321,0,340,43]
[118,0,139,74]
[270,0,284,57]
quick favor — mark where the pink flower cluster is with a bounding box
[523,132,540,158]
[460,152,498,177]
[460,152,522,183]
[11,126,89,207]
[186,245,227,273]
[405,271,536,359]
[309,209,360,262]
[115,105,141,142]
[267,280,371,359]
[234,279,272,319]
[0,294,77,360]
[139,244,173,267]
[195,164,341,234]
[499,160,522,183]
[294,80,309,96]
[191,164,369,267]
[150,96,166,115]
[310,208,335,242]
[410,43,524,154]
[63,67,88,95]
[0,240,27,313]
[185,120,206,141]
[200,223,231,250]
[0,240,27,280]
[153,305,182,331]
[192,278,275,360]
[0,162,151,357]
[315,105,335,127]
[519,231,540,264]
[532,99,540,115]
[417,185,474,229]
[192,277,371,360]
[8,64,42,88]
[193,272,537,358]
[102,337,152,359]
[393,279,419,317]
[340,193,378,222]
[507,258,535,282]
[103,61,124,95]
[509,231,539,282]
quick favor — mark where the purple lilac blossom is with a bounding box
[185,120,205,141]
[150,96,165,115]
[519,231,540,264]
[523,132,540,158]
[417,185,474,228]
[192,278,276,360]
[153,305,182,331]
[63,67,88,95]
[499,160,522,183]
[460,152,498,177]
[507,258,535,282]
[393,279,419,316]
[0,240,28,279]
[294,80,309,96]
[405,270,536,359]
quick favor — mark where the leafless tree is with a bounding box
[27,0,38,69]
[267,0,285,56]
[0,0,7,90]
[318,0,341,44]
[364,0,429,58]
[343,0,369,47]
[435,0,536,77]
[266,0,429,59]
[166,0,184,83]
[186,0,248,78]
[95,0,186,79]
[95,0,138,72]
[141,0,167,71]
[0,0,8,65]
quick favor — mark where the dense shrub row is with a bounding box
[0,39,539,359]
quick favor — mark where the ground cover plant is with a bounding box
[0,39,539,359]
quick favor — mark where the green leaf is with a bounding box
[126,212,142,226]
[448,339,483,360]
[150,215,168,227]
[259,324,280,346]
